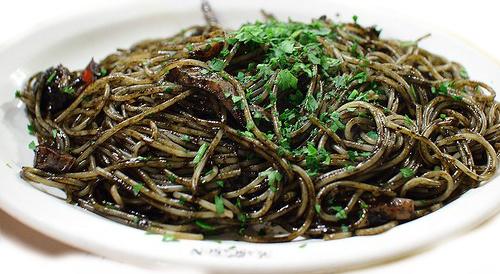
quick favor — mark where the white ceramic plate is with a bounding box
[0,0,499,273]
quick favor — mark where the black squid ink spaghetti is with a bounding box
[17,1,500,242]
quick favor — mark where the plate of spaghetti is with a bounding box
[0,0,498,273]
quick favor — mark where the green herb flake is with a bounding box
[341,225,349,233]
[208,58,225,72]
[136,155,152,162]
[178,196,187,205]
[27,124,36,135]
[215,180,224,188]
[99,68,108,77]
[314,203,321,214]
[246,121,255,131]
[336,210,347,220]
[193,143,209,165]
[180,135,191,142]
[352,15,359,24]
[404,115,413,126]
[366,131,378,140]
[231,95,244,109]
[459,68,469,79]
[46,71,57,84]
[440,113,447,120]
[62,86,75,95]
[15,90,21,98]
[238,130,254,139]
[347,150,358,161]
[220,48,230,57]
[162,233,177,242]
[305,94,318,112]
[132,183,144,196]
[28,141,37,150]
[214,195,224,215]
[360,200,369,209]
[195,220,215,231]
[51,129,58,138]
[237,213,247,224]
[276,69,298,91]
[400,167,415,179]
[260,169,282,192]
[164,87,173,93]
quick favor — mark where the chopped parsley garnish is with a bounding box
[400,167,415,179]
[237,213,247,223]
[231,95,244,109]
[366,131,378,140]
[404,115,413,126]
[62,86,75,95]
[219,48,230,57]
[164,87,173,93]
[195,220,215,231]
[132,183,143,196]
[314,203,321,214]
[27,124,36,135]
[440,113,447,120]
[99,68,108,76]
[137,155,152,162]
[276,69,298,90]
[28,141,37,150]
[302,142,331,175]
[214,195,224,215]
[208,58,225,72]
[238,130,254,139]
[345,165,355,172]
[259,169,282,192]
[305,94,318,112]
[51,129,58,138]
[178,196,187,205]
[162,233,177,242]
[15,90,21,98]
[350,71,368,84]
[347,150,371,161]
[246,121,255,131]
[193,143,209,165]
[459,68,469,79]
[360,200,369,209]
[330,206,347,220]
[347,89,359,101]
[180,134,191,142]
[46,71,57,84]
[215,180,224,188]
[352,15,358,24]
[432,81,452,96]
[319,111,345,133]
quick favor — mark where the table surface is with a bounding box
[1,0,499,273]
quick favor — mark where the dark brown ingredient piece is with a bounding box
[368,197,415,224]
[167,66,245,125]
[189,41,224,60]
[37,65,83,116]
[34,145,75,173]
